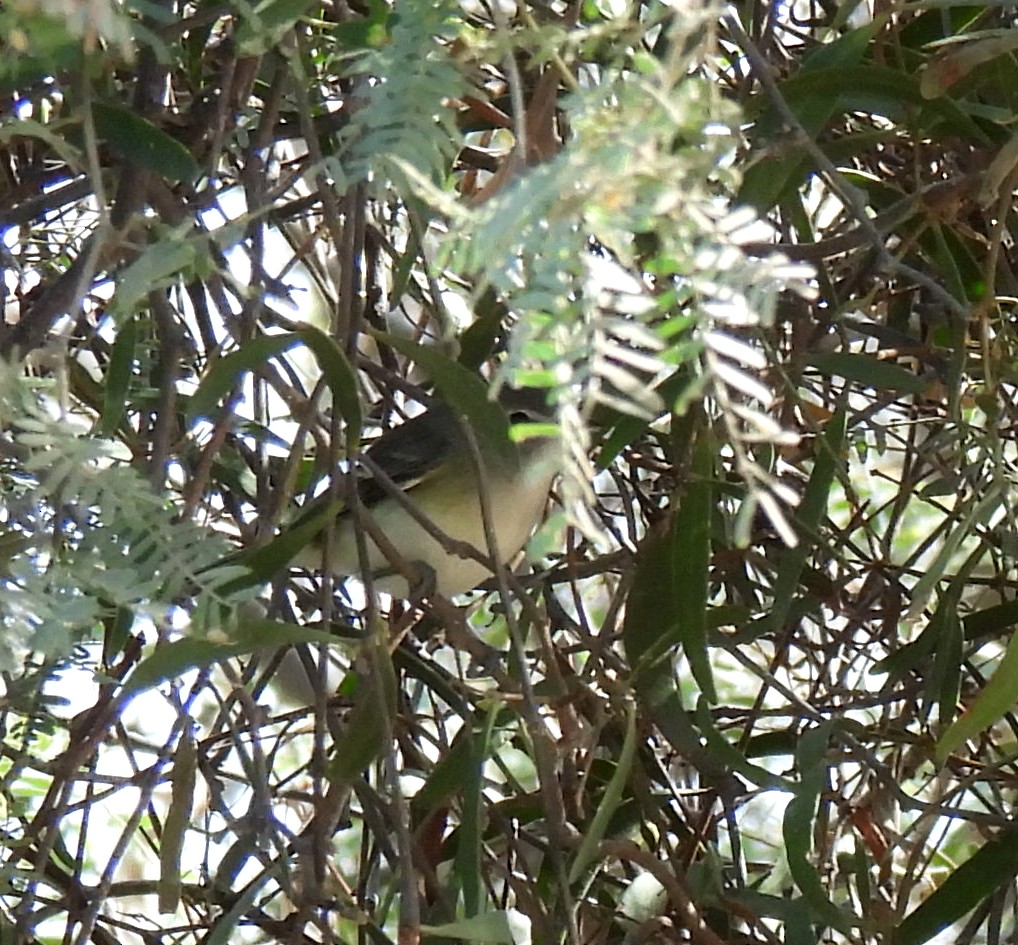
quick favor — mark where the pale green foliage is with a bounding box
[328,0,467,188]
[409,8,814,539]
[0,368,243,668]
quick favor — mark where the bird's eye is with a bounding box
[509,409,531,424]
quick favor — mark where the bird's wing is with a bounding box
[355,404,462,506]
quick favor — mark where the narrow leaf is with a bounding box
[0,119,82,174]
[158,727,196,913]
[92,102,199,182]
[292,325,363,446]
[569,699,638,882]
[235,0,319,55]
[327,637,397,783]
[963,598,1018,640]
[229,499,345,592]
[187,326,361,443]
[673,431,715,701]
[113,240,196,318]
[370,331,517,466]
[936,629,1018,764]
[905,483,1002,622]
[807,352,929,394]
[99,315,137,436]
[122,621,349,697]
[769,408,845,631]
[421,909,531,945]
[783,722,853,933]
[921,32,1018,98]
[187,334,301,421]
[623,522,721,769]
[695,699,794,790]
[205,860,284,945]
[455,707,501,915]
[894,829,1018,945]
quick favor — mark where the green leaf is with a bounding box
[0,118,82,174]
[188,334,298,422]
[870,616,936,679]
[919,31,1018,99]
[806,353,929,394]
[623,414,715,691]
[623,519,720,770]
[327,636,397,782]
[124,639,253,696]
[458,288,508,373]
[395,643,471,717]
[725,890,818,945]
[159,727,196,913]
[0,12,82,92]
[799,21,883,71]
[927,597,963,725]
[293,325,364,446]
[768,408,845,631]
[963,598,1018,640]
[905,483,1002,622]
[411,726,475,821]
[921,544,986,723]
[597,367,695,468]
[122,620,350,697]
[101,605,135,666]
[568,699,637,882]
[112,240,197,318]
[894,829,1018,945]
[99,315,137,436]
[739,31,874,210]
[334,0,391,49]
[455,706,501,915]
[0,530,30,581]
[421,910,530,944]
[235,0,320,55]
[936,628,1018,764]
[624,522,678,672]
[92,103,199,182]
[187,326,361,444]
[783,722,854,933]
[672,431,715,701]
[925,224,968,303]
[771,66,989,144]
[205,859,284,945]
[694,699,794,790]
[741,57,988,210]
[228,499,345,592]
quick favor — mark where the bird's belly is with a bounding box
[322,469,552,598]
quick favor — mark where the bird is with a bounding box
[290,388,558,599]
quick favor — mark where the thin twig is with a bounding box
[724,12,969,325]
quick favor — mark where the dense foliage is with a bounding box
[3,0,1018,943]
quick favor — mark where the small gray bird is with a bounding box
[291,390,558,598]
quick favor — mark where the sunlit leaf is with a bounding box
[421,910,531,945]
[936,629,1018,764]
